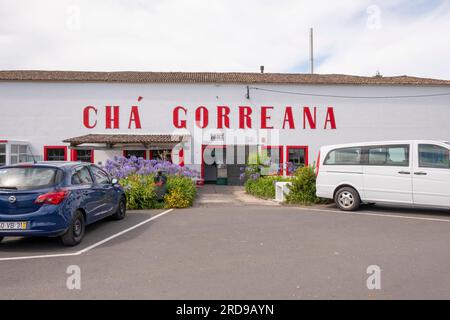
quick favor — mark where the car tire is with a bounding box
[111,197,126,221]
[61,210,85,246]
[0,236,3,243]
[334,187,361,211]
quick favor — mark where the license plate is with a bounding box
[0,221,27,230]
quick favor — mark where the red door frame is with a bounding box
[286,145,309,175]
[43,146,68,161]
[71,149,95,163]
[261,145,284,175]
[201,145,226,180]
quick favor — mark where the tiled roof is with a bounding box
[64,134,187,146]
[1,70,450,86]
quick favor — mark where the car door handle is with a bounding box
[414,172,427,175]
[398,171,410,174]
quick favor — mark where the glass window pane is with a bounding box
[71,167,93,185]
[288,148,305,173]
[18,155,27,163]
[325,147,361,165]
[369,147,387,165]
[419,144,450,169]
[19,145,28,154]
[0,167,58,190]
[11,144,19,154]
[0,144,5,154]
[46,148,65,161]
[76,150,92,163]
[151,149,172,162]
[11,155,18,164]
[91,166,110,184]
[387,147,408,165]
[124,150,146,159]
[0,155,5,166]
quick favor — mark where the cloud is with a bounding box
[0,0,448,79]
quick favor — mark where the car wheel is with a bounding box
[335,187,361,211]
[0,236,3,243]
[111,197,126,220]
[61,210,85,246]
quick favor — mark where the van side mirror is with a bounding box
[111,178,119,185]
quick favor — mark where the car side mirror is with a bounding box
[111,178,119,185]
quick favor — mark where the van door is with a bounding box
[362,144,413,204]
[412,142,450,207]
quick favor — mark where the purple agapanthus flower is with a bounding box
[103,156,199,179]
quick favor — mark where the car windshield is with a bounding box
[0,167,59,190]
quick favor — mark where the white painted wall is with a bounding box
[0,81,449,174]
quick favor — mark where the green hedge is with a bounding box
[285,166,321,205]
[164,176,197,208]
[119,174,196,210]
[245,176,289,199]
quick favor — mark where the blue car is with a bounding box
[0,162,126,246]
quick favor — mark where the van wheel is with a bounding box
[335,187,360,211]
[61,210,85,246]
[111,197,126,220]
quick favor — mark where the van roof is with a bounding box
[320,140,449,150]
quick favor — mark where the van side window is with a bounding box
[324,147,361,165]
[368,145,409,166]
[419,144,450,169]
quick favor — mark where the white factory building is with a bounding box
[0,70,449,184]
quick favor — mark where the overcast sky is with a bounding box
[0,0,449,78]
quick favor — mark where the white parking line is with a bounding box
[297,207,450,223]
[0,209,174,262]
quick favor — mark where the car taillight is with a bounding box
[35,190,69,205]
[315,151,321,176]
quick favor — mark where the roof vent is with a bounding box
[260,66,264,74]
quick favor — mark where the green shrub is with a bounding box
[245,176,288,199]
[120,174,197,210]
[285,166,320,205]
[119,174,162,210]
[164,176,197,208]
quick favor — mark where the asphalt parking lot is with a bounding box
[1,200,450,299]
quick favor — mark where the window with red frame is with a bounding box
[72,149,94,163]
[286,146,308,175]
[44,146,67,161]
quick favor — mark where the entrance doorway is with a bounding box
[202,145,252,185]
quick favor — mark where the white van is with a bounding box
[316,140,450,211]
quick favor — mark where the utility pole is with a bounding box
[310,27,314,74]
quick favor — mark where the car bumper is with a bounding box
[0,205,70,237]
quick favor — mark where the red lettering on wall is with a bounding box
[282,106,295,129]
[195,106,209,128]
[303,107,317,129]
[261,106,274,129]
[217,106,230,129]
[173,106,187,129]
[239,106,252,129]
[83,106,97,129]
[106,106,120,129]
[324,107,337,129]
[128,106,142,129]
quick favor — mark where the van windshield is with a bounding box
[0,167,60,190]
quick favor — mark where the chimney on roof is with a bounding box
[260,66,264,74]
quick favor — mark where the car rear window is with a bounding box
[0,167,62,190]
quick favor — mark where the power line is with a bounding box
[248,86,450,99]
